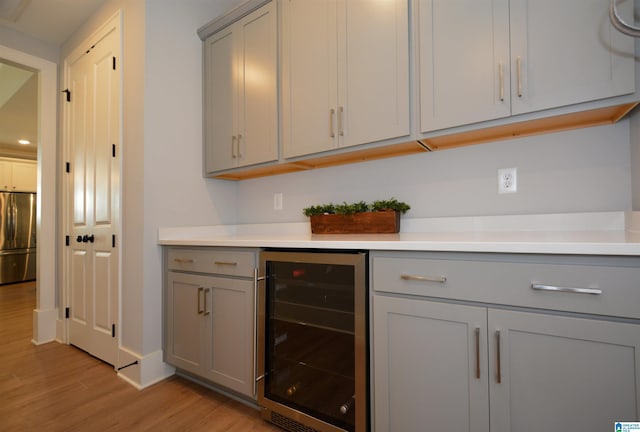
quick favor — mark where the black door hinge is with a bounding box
[61,88,71,102]
[112,235,116,248]
[112,144,116,158]
[65,307,70,319]
[65,235,70,246]
[65,162,70,173]
[112,324,116,338]
[113,57,116,70]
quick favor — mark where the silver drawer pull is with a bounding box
[531,284,602,295]
[214,261,238,266]
[401,274,447,283]
[173,258,194,264]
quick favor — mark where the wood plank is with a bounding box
[0,282,281,432]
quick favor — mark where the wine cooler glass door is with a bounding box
[258,251,367,432]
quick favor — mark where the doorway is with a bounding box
[0,44,57,345]
[62,12,122,366]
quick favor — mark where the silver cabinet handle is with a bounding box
[531,283,602,295]
[516,56,523,98]
[173,258,194,264]
[214,261,238,266]
[329,108,335,138]
[495,330,501,384]
[231,135,237,158]
[401,274,447,283]
[338,106,344,136]
[475,327,480,379]
[498,62,505,102]
[197,287,204,314]
[203,288,210,316]
[236,134,242,159]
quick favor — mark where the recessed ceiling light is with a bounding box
[18,139,31,145]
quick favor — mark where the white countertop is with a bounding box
[158,212,640,256]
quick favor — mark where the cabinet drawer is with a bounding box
[167,248,256,277]
[372,252,640,319]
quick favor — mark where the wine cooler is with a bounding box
[257,250,368,432]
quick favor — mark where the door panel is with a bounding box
[489,309,640,431]
[282,0,338,158]
[341,0,410,146]
[205,28,236,172]
[509,0,635,114]
[373,296,489,432]
[66,16,121,367]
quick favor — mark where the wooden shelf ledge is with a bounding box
[212,102,638,181]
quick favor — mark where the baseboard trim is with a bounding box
[116,347,175,389]
[32,307,57,345]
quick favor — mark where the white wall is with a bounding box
[61,0,148,373]
[631,109,640,211]
[0,25,58,63]
[143,0,238,357]
[56,0,638,387]
[60,0,239,385]
[236,121,633,223]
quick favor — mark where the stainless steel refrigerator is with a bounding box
[0,191,36,285]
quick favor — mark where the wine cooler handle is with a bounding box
[340,395,355,415]
[253,269,267,396]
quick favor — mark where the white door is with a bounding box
[65,18,121,366]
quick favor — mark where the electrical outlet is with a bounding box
[273,193,283,210]
[498,168,517,194]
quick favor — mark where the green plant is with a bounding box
[371,198,411,214]
[303,198,410,217]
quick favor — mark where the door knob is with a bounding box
[87,234,95,243]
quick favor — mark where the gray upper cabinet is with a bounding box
[203,1,278,174]
[419,0,636,133]
[281,0,410,159]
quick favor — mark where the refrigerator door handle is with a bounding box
[9,194,17,244]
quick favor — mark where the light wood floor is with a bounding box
[0,281,282,432]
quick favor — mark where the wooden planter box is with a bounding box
[309,211,401,234]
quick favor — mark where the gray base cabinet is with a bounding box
[371,252,640,432]
[164,247,257,398]
[373,297,489,431]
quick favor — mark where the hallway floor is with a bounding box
[0,281,281,431]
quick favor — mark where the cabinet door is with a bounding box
[0,160,12,190]
[11,160,37,192]
[206,277,255,397]
[489,309,640,431]
[165,272,212,376]
[340,0,410,146]
[373,295,489,432]
[419,0,510,132]
[236,2,278,168]
[204,26,237,173]
[509,0,635,115]
[281,0,338,158]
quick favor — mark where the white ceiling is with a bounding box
[0,0,107,45]
[0,0,107,159]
